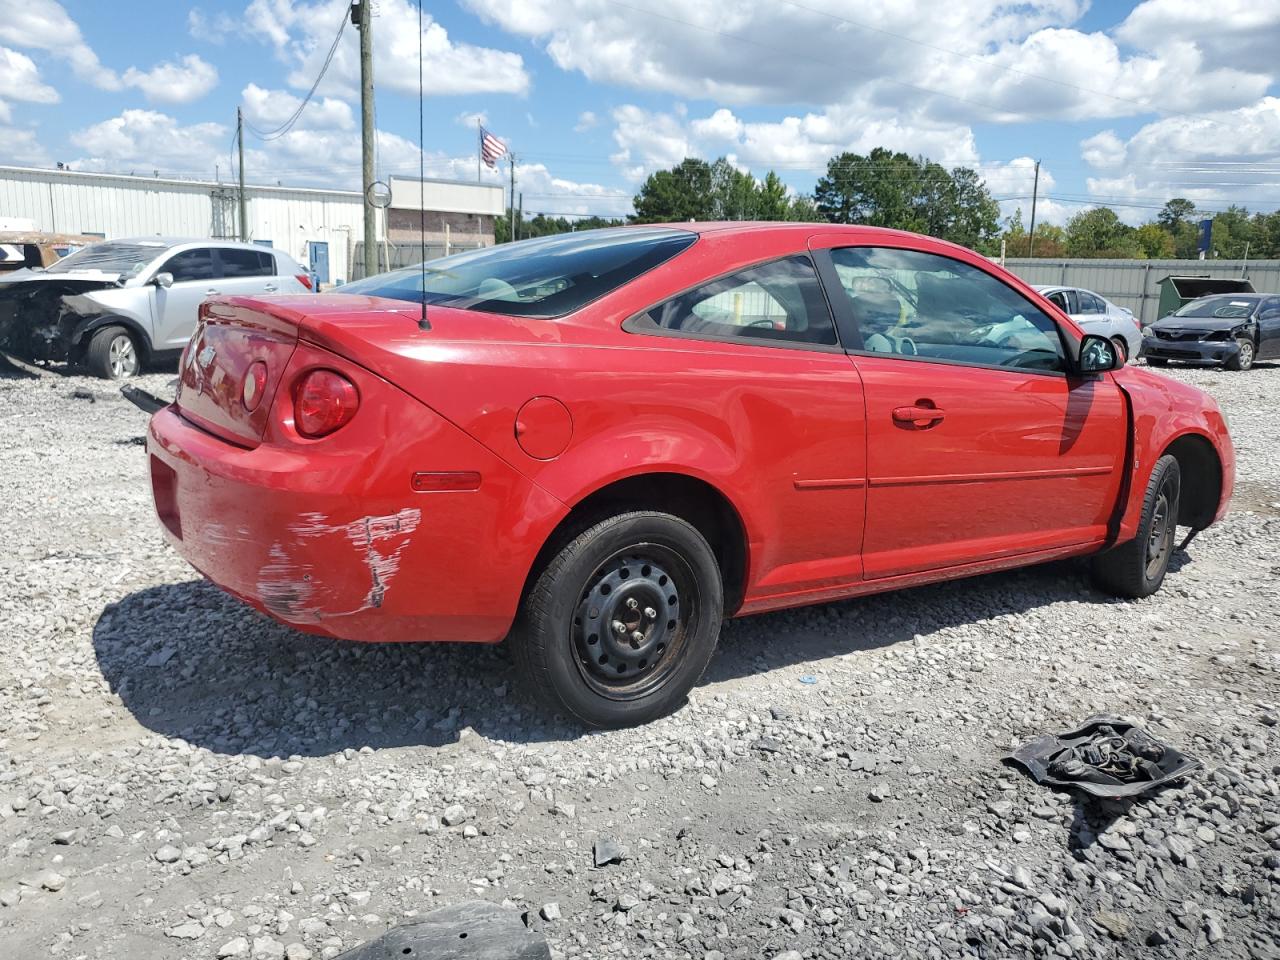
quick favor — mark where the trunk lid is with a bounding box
[176,300,302,447]
[175,295,425,447]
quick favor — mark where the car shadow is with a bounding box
[95,552,1153,758]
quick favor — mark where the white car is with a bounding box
[0,238,312,379]
[1034,285,1142,364]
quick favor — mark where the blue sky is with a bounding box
[1,0,1278,225]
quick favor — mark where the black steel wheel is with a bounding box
[514,511,723,728]
[1091,454,1181,599]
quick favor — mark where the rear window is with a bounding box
[340,228,696,317]
[45,241,167,275]
[219,248,276,277]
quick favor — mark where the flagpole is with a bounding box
[476,119,481,183]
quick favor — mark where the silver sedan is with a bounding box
[1035,285,1143,364]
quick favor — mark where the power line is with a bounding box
[244,7,348,141]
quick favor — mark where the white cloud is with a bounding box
[574,110,597,132]
[0,125,49,165]
[0,46,58,103]
[0,0,120,90]
[608,100,981,182]
[188,7,239,44]
[979,157,1072,226]
[242,83,353,132]
[462,0,1269,122]
[1082,98,1280,214]
[456,111,488,130]
[122,54,219,105]
[247,0,529,99]
[70,110,227,177]
[1116,0,1280,75]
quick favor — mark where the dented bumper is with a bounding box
[145,364,566,644]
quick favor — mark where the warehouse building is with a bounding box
[0,165,503,287]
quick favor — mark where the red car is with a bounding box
[147,224,1233,727]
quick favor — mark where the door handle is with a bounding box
[893,404,945,425]
[263,284,278,292]
[205,289,220,296]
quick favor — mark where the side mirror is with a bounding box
[1079,334,1119,373]
[152,272,173,289]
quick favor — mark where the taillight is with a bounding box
[294,369,359,438]
[296,273,314,291]
[242,361,267,411]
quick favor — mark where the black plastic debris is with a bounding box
[335,901,550,960]
[1006,715,1200,798]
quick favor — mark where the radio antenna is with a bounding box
[416,0,430,331]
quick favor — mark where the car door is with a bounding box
[1258,297,1280,359]
[623,253,870,602]
[152,247,221,350]
[214,247,281,297]
[818,243,1128,580]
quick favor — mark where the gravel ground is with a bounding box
[1,358,1278,960]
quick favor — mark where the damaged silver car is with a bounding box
[0,238,312,379]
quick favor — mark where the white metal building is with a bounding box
[0,165,502,286]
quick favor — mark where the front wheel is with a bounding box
[1223,337,1255,371]
[513,511,723,728]
[1091,454,1181,599]
[84,325,141,379]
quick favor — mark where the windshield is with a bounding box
[1173,297,1259,319]
[45,241,168,275]
[341,228,696,317]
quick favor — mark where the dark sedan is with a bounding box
[1143,294,1280,371]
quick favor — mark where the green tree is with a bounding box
[631,158,716,223]
[1135,223,1175,259]
[1065,207,1142,258]
[814,148,999,248]
[756,171,791,220]
[1157,198,1197,231]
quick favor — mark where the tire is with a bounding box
[513,511,723,728]
[1110,336,1129,364]
[1223,336,1255,371]
[1091,454,1181,600]
[84,325,141,379]
[1146,358,1169,367]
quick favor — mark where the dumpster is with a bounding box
[1157,275,1254,318]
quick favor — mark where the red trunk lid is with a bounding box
[176,301,301,447]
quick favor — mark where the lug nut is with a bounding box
[630,630,644,644]
[626,597,639,611]
[643,606,657,620]
[612,620,627,635]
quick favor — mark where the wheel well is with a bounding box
[1163,434,1221,529]
[74,317,152,362]
[526,473,749,615]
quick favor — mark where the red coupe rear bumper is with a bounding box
[147,392,565,645]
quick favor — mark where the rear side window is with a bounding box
[1045,290,1070,312]
[340,227,696,318]
[218,248,275,278]
[1079,292,1105,314]
[628,256,838,347]
[163,248,216,283]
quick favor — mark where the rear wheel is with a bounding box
[513,511,723,728]
[1110,336,1129,364]
[85,325,141,379]
[1223,337,1255,371]
[1091,454,1181,599]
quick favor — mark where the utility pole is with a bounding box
[1027,159,1040,258]
[509,154,517,243]
[353,0,376,278]
[236,107,247,241]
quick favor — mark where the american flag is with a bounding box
[480,127,508,168]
